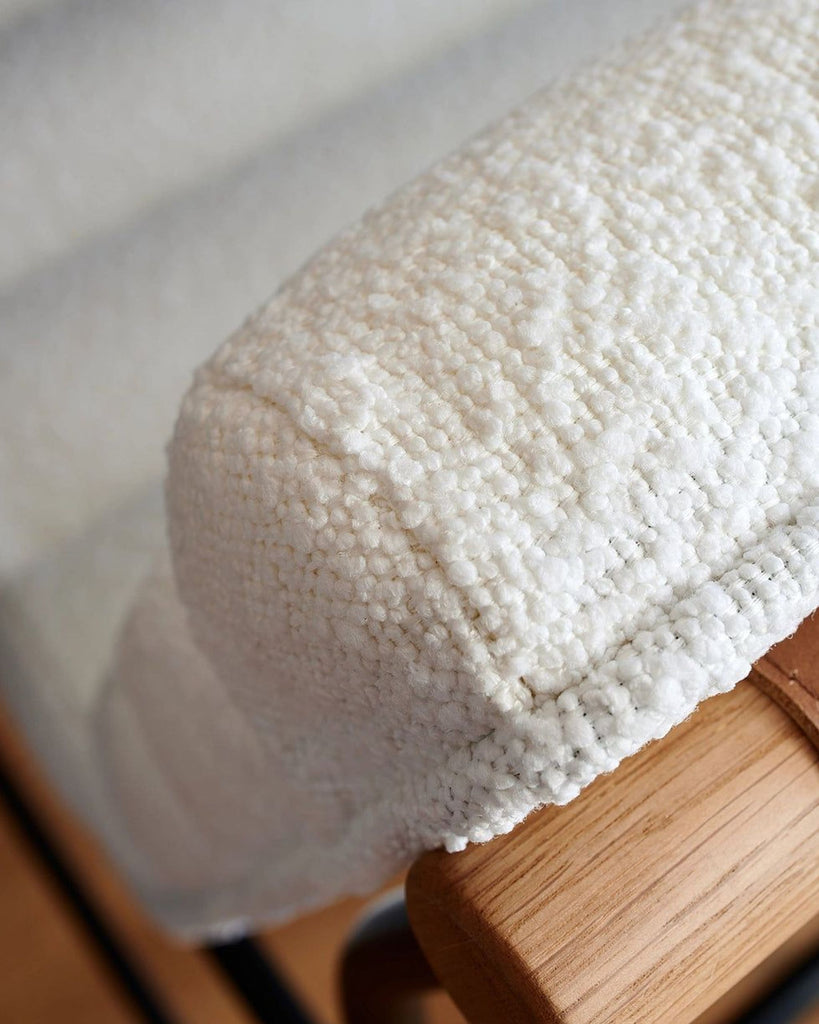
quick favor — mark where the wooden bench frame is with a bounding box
[402,615,819,1023]
[2,619,819,1024]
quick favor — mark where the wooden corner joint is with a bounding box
[750,613,819,752]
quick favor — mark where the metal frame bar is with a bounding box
[206,937,314,1024]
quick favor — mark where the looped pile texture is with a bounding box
[157,0,819,932]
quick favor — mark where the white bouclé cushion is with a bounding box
[117,0,818,934]
[0,0,680,939]
[0,0,674,575]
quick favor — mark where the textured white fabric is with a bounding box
[0,0,679,574]
[0,0,534,290]
[119,0,819,935]
[0,488,166,822]
[0,0,685,936]
[0,0,684,936]
[3,0,818,941]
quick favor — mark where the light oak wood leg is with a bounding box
[406,681,819,1024]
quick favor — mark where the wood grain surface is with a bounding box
[407,681,819,1024]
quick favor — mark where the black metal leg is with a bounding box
[733,950,819,1024]
[340,891,439,1024]
[206,936,315,1024]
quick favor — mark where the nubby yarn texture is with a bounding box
[137,0,819,932]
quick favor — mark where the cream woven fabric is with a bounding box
[110,0,819,934]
